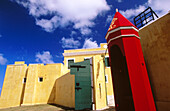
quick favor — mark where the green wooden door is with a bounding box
[70,60,92,110]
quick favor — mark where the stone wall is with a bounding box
[139,12,170,111]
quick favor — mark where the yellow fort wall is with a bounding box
[92,55,107,110]
[0,43,114,109]
[105,66,114,106]
[22,63,65,105]
[63,43,108,64]
[22,64,38,105]
[63,43,114,109]
[62,54,113,110]
[54,73,75,108]
[0,62,27,108]
[33,63,62,104]
[1,13,169,111]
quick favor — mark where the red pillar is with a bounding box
[106,11,156,111]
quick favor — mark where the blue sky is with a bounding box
[0,0,169,94]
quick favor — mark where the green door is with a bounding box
[70,60,92,110]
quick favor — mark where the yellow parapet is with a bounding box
[15,61,25,64]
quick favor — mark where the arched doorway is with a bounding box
[110,45,135,111]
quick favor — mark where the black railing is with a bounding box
[134,7,158,29]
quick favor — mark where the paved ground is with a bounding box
[0,104,115,111]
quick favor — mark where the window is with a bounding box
[68,59,74,69]
[23,78,26,83]
[105,57,110,67]
[38,77,43,82]
[105,75,108,83]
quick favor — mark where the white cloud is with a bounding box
[61,37,80,48]
[77,37,82,40]
[106,15,114,24]
[36,16,61,32]
[35,51,54,64]
[70,31,77,37]
[0,54,7,65]
[56,53,63,58]
[120,0,170,19]
[12,0,110,34]
[80,27,92,35]
[82,38,99,49]
[120,5,146,19]
[149,0,170,16]
[117,0,122,3]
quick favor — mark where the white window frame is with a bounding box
[105,56,110,68]
[66,58,75,69]
[84,57,91,60]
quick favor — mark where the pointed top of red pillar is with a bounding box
[107,10,138,32]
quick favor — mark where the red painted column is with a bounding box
[105,10,156,111]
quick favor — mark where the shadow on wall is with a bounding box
[47,73,75,108]
[20,69,28,105]
[96,62,100,79]
[47,80,56,104]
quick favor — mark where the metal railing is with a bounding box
[134,7,158,29]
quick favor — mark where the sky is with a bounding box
[0,0,169,94]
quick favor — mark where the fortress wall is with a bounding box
[22,64,39,105]
[54,73,75,108]
[105,66,115,106]
[33,64,63,104]
[139,12,170,111]
[0,63,27,109]
[93,55,107,110]
[22,63,64,105]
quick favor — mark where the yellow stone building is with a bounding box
[0,43,114,110]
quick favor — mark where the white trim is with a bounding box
[107,95,115,106]
[105,26,139,39]
[84,57,92,60]
[108,34,140,44]
[90,58,95,110]
[66,58,75,69]
[63,50,107,57]
[105,55,109,58]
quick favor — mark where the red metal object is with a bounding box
[106,11,156,111]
